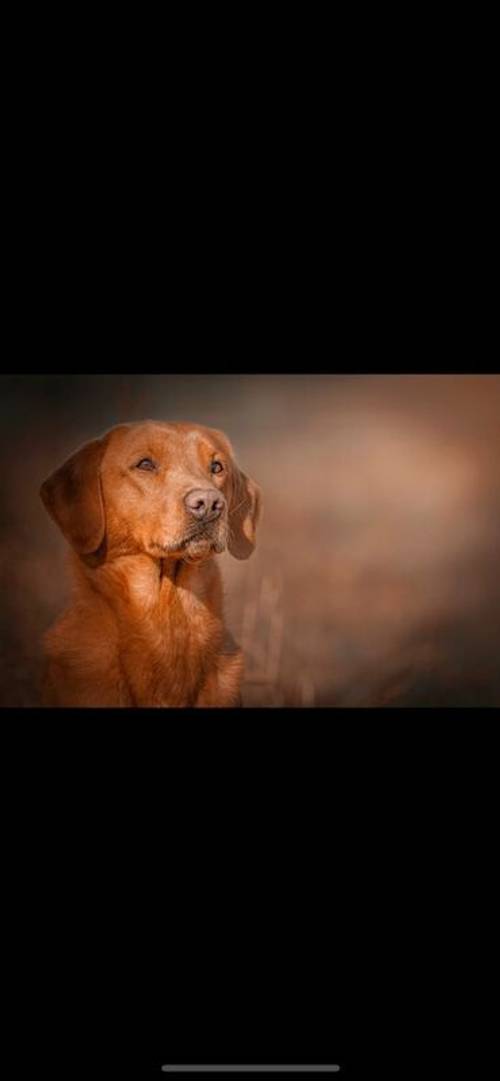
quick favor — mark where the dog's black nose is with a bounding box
[184,488,226,521]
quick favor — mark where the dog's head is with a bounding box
[40,421,262,564]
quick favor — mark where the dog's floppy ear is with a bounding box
[228,465,262,560]
[40,436,107,555]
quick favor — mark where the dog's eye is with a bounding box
[136,458,156,471]
[211,461,224,475]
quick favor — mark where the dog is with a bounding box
[39,421,261,706]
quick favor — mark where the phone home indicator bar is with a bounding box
[161,1068,340,1073]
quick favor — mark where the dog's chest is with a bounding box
[134,563,223,706]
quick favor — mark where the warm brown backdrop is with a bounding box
[1,373,499,706]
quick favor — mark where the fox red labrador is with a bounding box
[40,421,261,706]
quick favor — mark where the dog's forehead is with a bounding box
[106,421,228,458]
[173,422,231,450]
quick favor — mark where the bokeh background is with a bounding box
[1,373,499,707]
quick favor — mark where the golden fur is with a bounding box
[39,421,261,707]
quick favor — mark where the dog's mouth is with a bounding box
[182,540,224,563]
[180,527,226,562]
[181,525,227,559]
[152,522,227,561]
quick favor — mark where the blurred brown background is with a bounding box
[1,373,499,707]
